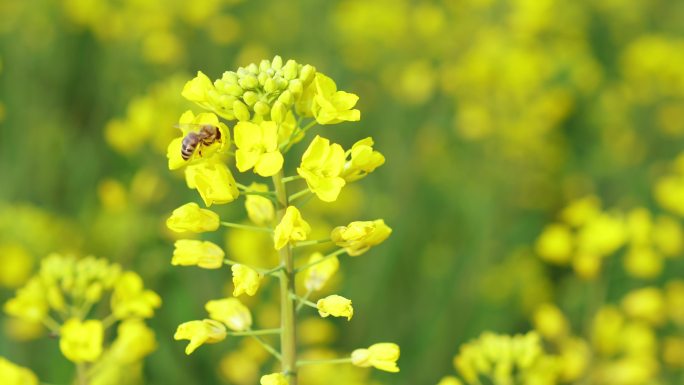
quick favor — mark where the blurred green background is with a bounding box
[2,0,684,384]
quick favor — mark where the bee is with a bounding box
[176,124,222,160]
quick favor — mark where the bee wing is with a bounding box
[173,123,205,129]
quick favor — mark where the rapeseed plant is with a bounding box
[166,56,396,384]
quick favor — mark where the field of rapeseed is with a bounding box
[1,1,684,384]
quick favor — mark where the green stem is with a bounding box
[77,363,88,385]
[282,175,303,183]
[297,357,353,367]
[273,171,298,384]
[228,328,282,336]
[295,249,346,273]
[294,239,331,248]
[221,221,273,233]
[101,314,117,329]
[42,316,62,334]
[292,293,317,309]
[289,189,311,202]
[251,335,282,361]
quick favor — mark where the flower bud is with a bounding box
[257,71,269,86]
[223,84,243,97]
[351,343,400,372]
[271,55,283,70]
[271,100,287,123]
[264,77,277,93]
[233,100,251,121]
[174,319,227,355]
[299,64,316,85]
[317,294,353,320]
[283,60,298,80]
[206,298,252,331]
[259,59,271,72]
[166,202,220,233]
[242,91,259,106]
[231,264,262,296]
[172,240,225,269]
[238,75,258,90]
[288,79,303,98]
[245,63,258,73]
[253,100,271,116]
[278,90,294,106]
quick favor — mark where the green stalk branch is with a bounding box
[221,221,273,233]
[297,357,353,367]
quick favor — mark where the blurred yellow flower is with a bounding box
[172,240,225,269]
[234,121,284,177]
[166,202,220,233]
[231,264,262,297]
[60,318,104,363]
[206,298,252,331]
[174,319,227,355]
[311,73,360,124]
[111,272,161,319]
[304,252,339,291]
[0,357,39,385]
[245,183,275,226]
[185,159,240,206]
[273,206,311,250]
[351,342,400,372]
[317,294,353,320]
[437,376,463,385]
[663,337,684,368]
[297,135,346,202]
[331,219,392,256]
[621,287,666,325]
[532,303,569,341]
[666,280,684,325]
[260,372,289,385]
[3,278,47,322]
[341,137,385,182]
[535,223,573,265]
[0,244,34,289]
[109,319,157,364]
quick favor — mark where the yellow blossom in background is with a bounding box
[109,319,157,364]
[260,372,289,385]
[111,272,162,319]
[245,183,275,225]
[663,337,684,367]
[437,376,463,385]
[297,135,346,202]
[166,202,220,233]
[317,294,353,320]
[172,239,225,269]
[331,219,392,256]
[185,158,240,206]
[666,280,684,325]
[576,212,626,256]
[0,243,34,288]
[0,357,39,385]
[304,252,339,291]
[3,278,48,322]
[234,121,283,177]
[231,264,262,296]
[174,319,227,355]
[621,287,666,325]
[206,298,253,331]
[59,318,104,363]
[532,303,569,341]
[340,137,385,182]
[219,351,260,385]
[535,223,573,265]
[561,196,602,227]
[273,206,311,250]
[652,215,684,256]
[351,343,400,372]
[310,73,361,124]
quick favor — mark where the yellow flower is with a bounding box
[185,159,239,206]
[59,318,104,363]
[111,272,161,319]
[297,135,346,202]
[535,223,573,265]
[205,298,252,331]
[166,202,220,233]
[331,219,392,256]
[245,183,275,226]
[3,278,48,322]
[174,319,227,355]
[109,319,157,363]
[167,110,229,170]
[231,264,262,296]
[304,252,339,291]
[311,73,361,124]
[341,137,385,182]
[317,294,353,320]
[172,240,225,269]
[182,71,216,110]
[351,343,400,372]
[234,121,284,177]
[260,372,289,385]
[0,357,39,385]
[273,206,311,250]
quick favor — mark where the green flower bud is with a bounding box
[237,67,249,77]
[271,100,287,123]
[239,75,258,90]
[233,100,251,121]
[242,91,259,106]
[274,76,288,90]
[221,71,238,84]
[259,59,271,72]
[264,78,277,93]
[224,84,243,97]
[283,60,298,80]
[278,90,294,106]
[272,55,283,70]
[257,71,269,86]
[299,64,316,85]
[253,100,271,116]
[289,79,303,98]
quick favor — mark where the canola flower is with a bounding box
[166,56,397,384]
[3,253,160,385]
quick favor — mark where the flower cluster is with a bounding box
[3,253,160,384]
[166,56,397,383]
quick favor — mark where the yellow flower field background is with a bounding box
[1,0,684,384]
